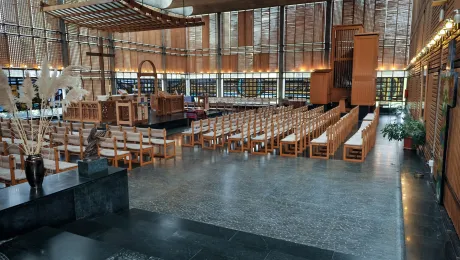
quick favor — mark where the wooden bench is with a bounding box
[310,106,358,159]
[343,115,378,162]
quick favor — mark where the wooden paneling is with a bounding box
[238,10,254,47]
[253,53,270,72]
[222,54,238,72]
[202,16,210,49]
[351,33,378,106]
[330,87,351,103]
[445,91,460,235]
[310,70,332,104]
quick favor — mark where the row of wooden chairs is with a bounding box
[201,106,297,150]
[279,107,339,157]
[310,106,359,159]
[204,106,300,151]
[343,106,379,162]
[181,106,286,147]
[106,126,176,159]
[249,107,324,155]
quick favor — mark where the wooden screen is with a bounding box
[351,33,378,105]
[333,0,412,70]
[331,25,364,89]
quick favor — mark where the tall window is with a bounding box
[116,78,156,94]
[285,78,310,100]
[223,78,277,98]
[190,79,217,97]
[376,77,404,102]
[166,79,186,94]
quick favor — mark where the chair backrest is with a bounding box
[41,147,58,161]
[61,122,72,128]
[71,122,83,131]
[83,122,97,129]
[0,155,14,169]
[150,129,166,144]
[5,143,22,155]
[55,126,69,134]
[99,137,116,149]
[120,126,136,133]
[136,127,150,137]
[49,121,60,127]
[51,133,66,144]
[1,121,10,129]
[67,134,83,146]
[125,132,142,143]
[109,130,125,141]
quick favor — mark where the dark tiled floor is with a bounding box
[128,116,405,259]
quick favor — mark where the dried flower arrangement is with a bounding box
[0,59,88,156]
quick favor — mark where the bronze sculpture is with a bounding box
[83,127,107,160]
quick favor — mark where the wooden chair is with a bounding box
[98,137,132,170]
[181,120,202,147]
[50,133,66,148]
[41,147,78,173]
[3,141,25,169]
[147,128,176,159]
[125,132,154,166]
[0,155,27,186]
[57,132,84,161]
[108,130,127,150]
[119,126,137,133]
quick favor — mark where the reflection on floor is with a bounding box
[129,115,405,259]
[401,151,460,260]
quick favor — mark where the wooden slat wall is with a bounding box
[285,3,326,71]
[238,11,254,47]
[187,14,218,73]
[253,53,270,72]
[408,0,460,238]
[445,89,460,234]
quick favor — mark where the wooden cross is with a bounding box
[86,37,115,96]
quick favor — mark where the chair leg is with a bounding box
[128,154,132,170]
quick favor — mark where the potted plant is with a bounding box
[0,59,88,188]
[381,109,426,149]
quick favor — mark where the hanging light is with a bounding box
[446,21,454,29]
[439,29,446,35]
[434,35,441,41]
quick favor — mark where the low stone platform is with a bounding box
[0,166,128,240]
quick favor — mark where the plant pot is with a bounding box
[403,137,414,150]
[25,155,45,188]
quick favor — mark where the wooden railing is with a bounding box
[63,101,117,123]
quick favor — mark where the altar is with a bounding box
[63,60,184,126]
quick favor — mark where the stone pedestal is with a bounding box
[78,158,108,176]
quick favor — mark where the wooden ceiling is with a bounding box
[42,0,204,32]
[167,0,321,15]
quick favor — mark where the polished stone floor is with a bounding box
[400,151,460,260]
[128,116,405,260]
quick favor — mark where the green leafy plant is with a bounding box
[381,109,426,146]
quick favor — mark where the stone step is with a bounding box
[0,226,155,260]
[62,208,363,260]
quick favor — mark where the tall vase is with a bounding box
[25,155,45,188]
